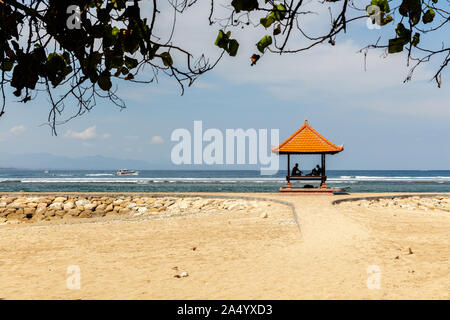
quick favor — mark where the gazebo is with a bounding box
[272,120,344,193]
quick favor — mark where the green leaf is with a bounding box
[111,27,120,38]
[273,3,287,20]
[1,59,15,72]
[160,52,173,67]
[228,39,239,57]
[370,0,390,13]
[98,72,112,91]
[422,9,435,24]
[214,30,239,57]
[231,0,258,13]
[412,33,420,47]
[260,16,275,28]
[388,38,405,54]
[261,4,287,28]
[398,0,422,25]
[256,35,272,54]
[124,56,138,69]
[215,30,229,50]
[381,14,393,26]
[395,23,411,43]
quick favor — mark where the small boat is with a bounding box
[115,169,139,176]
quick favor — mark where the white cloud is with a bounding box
[102,133,111,139]
[151,135,164,144]
[10,125,26,135]
[65,126,97,140]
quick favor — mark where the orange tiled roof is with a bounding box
[273,120,344,154]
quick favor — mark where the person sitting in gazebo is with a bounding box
[308,165,322,176]
[291,163,302,176]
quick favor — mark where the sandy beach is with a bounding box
[0,192,449,300]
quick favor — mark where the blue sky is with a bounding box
[0,1,449,170]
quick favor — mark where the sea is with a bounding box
[0,169,449,193]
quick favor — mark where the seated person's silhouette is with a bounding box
[311,165,322,176]
[306,165,322,176]
[291,163,302,176]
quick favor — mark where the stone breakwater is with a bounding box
[339,196,450,212]
[0,195,274,224]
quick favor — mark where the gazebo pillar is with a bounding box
[320,153,327,188]
[286,154,291,188]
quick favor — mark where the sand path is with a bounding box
[0,193,448,299]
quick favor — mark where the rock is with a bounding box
[105,204,113,212]
[96,204,107,211]
[92,210,105,218]
[24,207,35,215]
[75,199,90,207]
[118,208,131,215]
[3,197,15,204]
[126,202,137,209]
[79,210,93,218]
[54,210,65,217]
[164,200,176,207]
[178,199,191,210]
[152,200,163,209]
[119,201,129,208]
[63,202,74,210]
[7,210,25,221]
[191,199,212,210]
[68,209,81,217]
[84,203,97,210]
[113,199,124,205]
[9,202,27,209]
[35,207,46,215]
[45,210,56,217]
[54,197,67,202]
[136,207,147,215]
[49,202,63,210]
[181,271,189,277]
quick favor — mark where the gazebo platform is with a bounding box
[279,187,337,194]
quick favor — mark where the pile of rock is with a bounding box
[341,196,450,212]
[0,195,272,224]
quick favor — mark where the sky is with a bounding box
[0,1,449,170]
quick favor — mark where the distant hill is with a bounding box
[0,153,155,170]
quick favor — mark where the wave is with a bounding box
[85,173,114,176]
[329,176,450,182]
[0,175,449,184]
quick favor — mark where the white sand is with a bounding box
[0,192,448,299]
